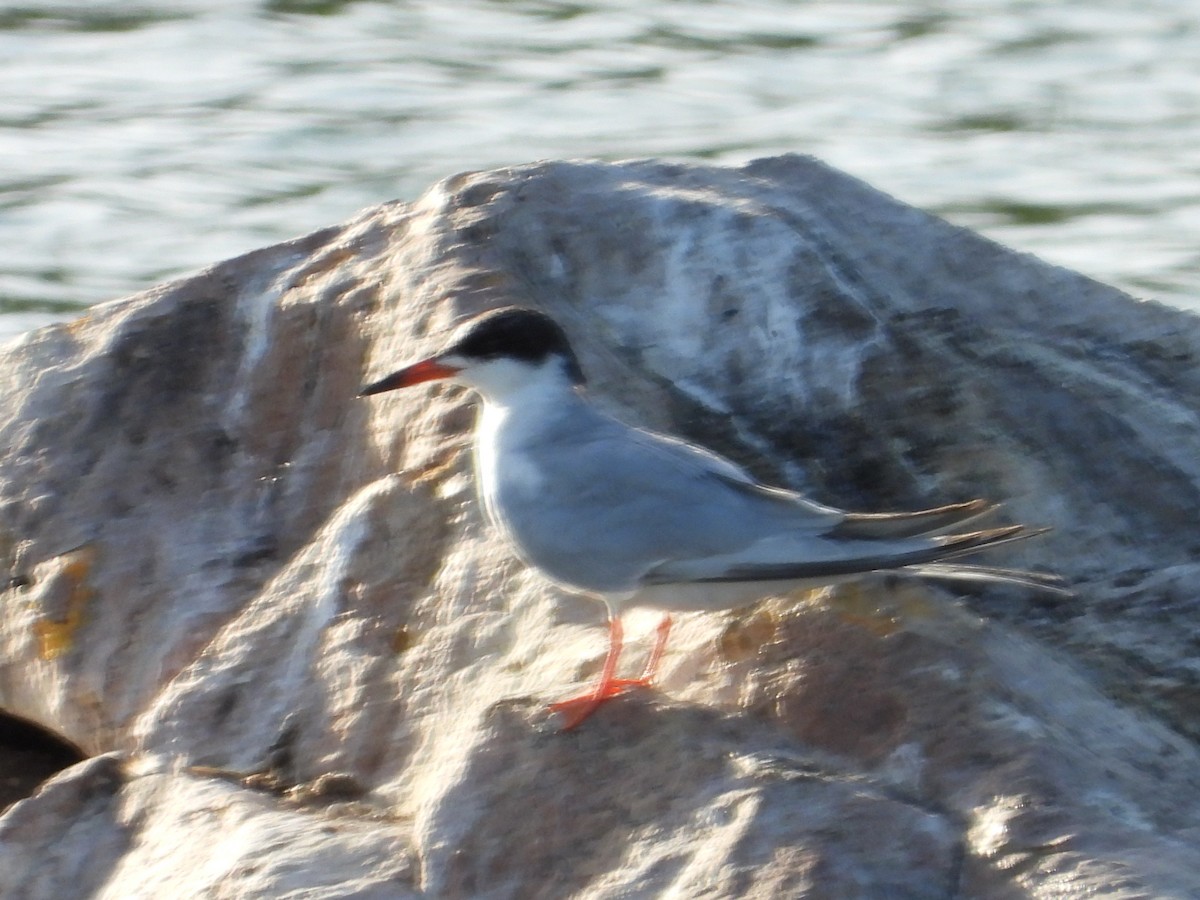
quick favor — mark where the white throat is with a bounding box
[451,354,580,409]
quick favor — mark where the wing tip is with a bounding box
[909,562,1073,597]
[831,498,1001,540]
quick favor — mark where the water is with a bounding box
[2,0,1198,340]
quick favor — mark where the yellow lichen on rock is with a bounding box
[33,547,95,661]
[825,579,938,638]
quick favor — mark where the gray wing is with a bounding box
[498,410,843,593]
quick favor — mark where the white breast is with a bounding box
[474,402,544,530]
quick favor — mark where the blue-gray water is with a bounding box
[2,1,1198,340]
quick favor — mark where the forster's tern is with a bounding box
[361,307,1062,729]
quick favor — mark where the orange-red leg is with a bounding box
[550,614,673,730]
[639,614,673,681]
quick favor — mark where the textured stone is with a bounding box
[2,156,1200,897]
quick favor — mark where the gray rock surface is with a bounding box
[2,155,1200,897]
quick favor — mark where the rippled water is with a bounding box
[2,0,1198,339]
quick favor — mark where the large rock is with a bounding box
[2,156,1199,897]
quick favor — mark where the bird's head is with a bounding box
[359,306,586,402]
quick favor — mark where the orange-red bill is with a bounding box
[358,358,461,396]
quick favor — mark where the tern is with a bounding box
[361,306,1063,729]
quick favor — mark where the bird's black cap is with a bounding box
[448,307,585,384]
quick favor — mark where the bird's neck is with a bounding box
[474,367,585,461]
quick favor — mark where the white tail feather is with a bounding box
[905,562,1072,597]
